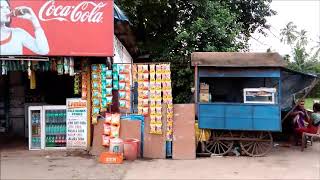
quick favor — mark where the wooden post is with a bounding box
[87,65,92,149]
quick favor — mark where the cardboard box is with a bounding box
[199,93,209,102]
[173,104,196,160]
[200,83,209,90]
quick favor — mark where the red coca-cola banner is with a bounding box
[0,0,113,56]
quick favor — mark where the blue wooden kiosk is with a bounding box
[192,52,287,156]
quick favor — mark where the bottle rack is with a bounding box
[31,110,41,148]
[45,109,67,148]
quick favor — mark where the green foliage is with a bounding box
[117,0,276,103]
[280,22,320,98]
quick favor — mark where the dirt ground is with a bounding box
[1,142,319,180]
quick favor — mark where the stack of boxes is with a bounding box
[199,83,210,102]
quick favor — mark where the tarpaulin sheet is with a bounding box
[281,69,318,111]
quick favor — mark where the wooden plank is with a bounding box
[143,105,166,159]
[89,120,107,156]
[172,104,196,160]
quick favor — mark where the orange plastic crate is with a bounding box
[99,152,123,164]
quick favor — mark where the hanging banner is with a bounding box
[66,98,88,149]
[0,0,113,56]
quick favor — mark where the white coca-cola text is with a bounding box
[38,1,106,23]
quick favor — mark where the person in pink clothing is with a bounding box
[0,0,49,55]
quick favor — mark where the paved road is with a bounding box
[1,143,319,179]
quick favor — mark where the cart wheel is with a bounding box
[205,131,234,156]
[240,131,273,157]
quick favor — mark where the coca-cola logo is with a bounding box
[38,1,107,23]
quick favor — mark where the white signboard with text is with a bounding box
[66,98,87,149]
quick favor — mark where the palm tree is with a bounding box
[280,22,298,45]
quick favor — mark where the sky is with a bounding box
[248,0,320,56]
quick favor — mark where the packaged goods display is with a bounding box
[91,64,113,124]
[117,64,132,112]
[137,65,149,116]
[102,113,121,147]
[162,64,173,141]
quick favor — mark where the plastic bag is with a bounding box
[111,113,120,126]
[113,80,119,90]
[119,82,126,90]
[106,96,113,105]
[119,91,126,100]
[106,70,112,79]
[106,88,112,96]
[103,123,111,135]
[110,125,120,138]
[105,113,112,124]
[106,79,112,88]
[102,135,110,146]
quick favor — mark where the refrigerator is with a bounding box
[28,105,67,150]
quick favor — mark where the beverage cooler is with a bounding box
[28,105,67,150]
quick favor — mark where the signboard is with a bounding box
[0,0,113,56]
[66,98,87,149]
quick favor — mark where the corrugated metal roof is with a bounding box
[191,52,287,67]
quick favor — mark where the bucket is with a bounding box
[123,139,140,161]
[109,138,124,154]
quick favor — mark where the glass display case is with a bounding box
[243,88,277,104]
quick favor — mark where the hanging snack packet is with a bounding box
[91,72,100,81]
[149,64,155,73]
[118,74,125,82]
[105,113,112,124]
[156,123,162,134]
[91,64,99,72]
[112,64,118,73]
[106,88,112,96]
[150,123,156,134]
[142,65,149,73]
[92,81,100,90]
[118,64,125,73]
[103,123,111,135]
[119,91,126,100]
[101,98,107,108]
[143,107,149,116]
[113,80,119,90]
[111,113,120,126]
[92,107,100,115]
[92,90,101,98]
[110,125,120,138]
[119,82,126,90]
[156,107,162,114]
[106,70,112,79]
[119,100,126,108]
[92,98,100,107]
[105,79,112,87]
[113,71,118,81]
[106,96,113,105]
[102,135,110,146]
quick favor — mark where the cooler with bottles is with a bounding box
[28,105,67,150]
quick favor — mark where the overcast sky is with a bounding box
[249,0,320,56]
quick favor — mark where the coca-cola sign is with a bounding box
[0,0,113,56]
[39,1,106,23]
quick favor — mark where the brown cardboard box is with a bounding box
[199,93,209,102]
[173,104,196,160]
[200,83,209,90]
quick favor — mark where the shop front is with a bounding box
[0,0,114,150]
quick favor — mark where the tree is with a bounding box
[280,22,320,74]
[116,0,276,103]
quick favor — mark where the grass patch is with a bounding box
[305,98,320,110]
